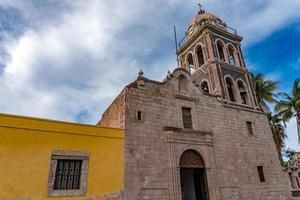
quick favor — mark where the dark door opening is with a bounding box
[180,168,207,200]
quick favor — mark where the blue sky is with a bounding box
[0,0,299,151]
[245,22,300,151]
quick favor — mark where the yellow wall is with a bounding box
[0,113,124,199]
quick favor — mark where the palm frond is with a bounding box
[268,112,287,156]
[295,99,300,113]
[274,100,292,112]
[252,72,280,112]
[277,92,292,101]
[293,78,300,97]
[277,108,294,122]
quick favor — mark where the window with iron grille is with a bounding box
[182,107,193,129]
[54,160,82,190]
[48,150,89,196]
[257,166,265,182]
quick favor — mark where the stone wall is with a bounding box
[98,90,125,128]
[121,69,292,200]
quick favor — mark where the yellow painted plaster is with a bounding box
[0,113,124,199]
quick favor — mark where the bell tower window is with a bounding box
[186,54,195,74]
[217,41,225,62]
[238,80,248,104]
[228,45,236,65]
[225,77,235,102]
[200,81,209,93]
[196,46,205,67]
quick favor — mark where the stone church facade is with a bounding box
[99,10,292,200]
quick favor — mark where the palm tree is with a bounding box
[251,73,279,112]
[282,148,296,168]
[275,79,300,143]
[251,73,286,159]
[268,113,287,162]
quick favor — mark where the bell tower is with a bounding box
[177,8,260,110]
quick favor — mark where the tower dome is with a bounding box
[186,10,227,36]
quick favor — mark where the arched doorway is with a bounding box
[179,150,208,200]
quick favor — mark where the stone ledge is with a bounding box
[163,126,213,136]
[292,190,300,198]
[201,92,222,98]
[223,102,265,114]
[174,94,199,102]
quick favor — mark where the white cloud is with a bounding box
[202,0,300,44]
[265,72,282,82]
[1,0,300,125]
[0,1,143,122]
[285,119,300,151]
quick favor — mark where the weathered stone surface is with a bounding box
[99,10,292,200]
[99,90,125,128]
[100,70,292,199]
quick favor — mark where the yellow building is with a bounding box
[0,113,124,199]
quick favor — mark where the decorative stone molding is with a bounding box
[166,142,221,200]
[174,94,199,102]
[163,126,213,147]
[222,102,264,114]
[179,149,205,168]
[163,126,213,136]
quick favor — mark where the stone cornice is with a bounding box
[178,24,242,53]
[163,126,213,136]
[174,94,199,102]
[222,102,265,115]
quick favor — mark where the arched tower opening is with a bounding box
[186,54,195,74]
[200,81,209,93]
[237,80,248,104]
[196,46,205,67]
[225,77,236,102]
[228,45,236,65]
[217,41,225,62]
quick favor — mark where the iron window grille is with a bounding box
[54,159,82,190]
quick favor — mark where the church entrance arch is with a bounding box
[179,150,209,200]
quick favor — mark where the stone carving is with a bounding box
[179,150,205,168]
